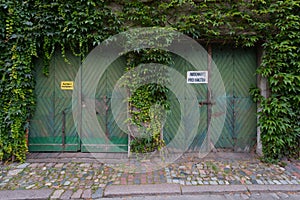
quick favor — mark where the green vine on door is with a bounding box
[120,49,172,153]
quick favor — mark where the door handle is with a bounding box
[199,101,215,106]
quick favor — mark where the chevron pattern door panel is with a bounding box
[29,58,56,151]
[212,46,235,148]
[29,51,80,151]
[165,54,207,152]
[233,48,257,151]
[212,46,257,151]
[81,57,128,152]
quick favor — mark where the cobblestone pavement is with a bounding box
[0,153,299,199]
[165,160,300,185]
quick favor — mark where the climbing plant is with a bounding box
[0,0,122,162]
[0,0,299,162]
[250,0,300,162]
[0,1,36,162]
[121,49,172,153]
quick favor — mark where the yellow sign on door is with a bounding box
[61,81,74,90]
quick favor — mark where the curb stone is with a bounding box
[103,184,300,197]
[181,185,248,194]
[0,184,299,199]
[92,188,104,199]
[0,189,53,200]
[50,189,64,199]
[247,184,300,193]
[71,189,83,199]
[60,190,73,199]
[104,184,181,197]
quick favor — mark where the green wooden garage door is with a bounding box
[163,54,208,151]
[29,51,80,151]
[29,52,128,152]
[212,46,257,151]
[80,57,128,152]
[165,45,257,152]
[29,45,256,152]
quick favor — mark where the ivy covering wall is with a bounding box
[0,0,299,162]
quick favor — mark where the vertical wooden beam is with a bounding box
[79,61,83,151]
[256,45,266,156]
[127,90,131,157]
[207,44,212,152]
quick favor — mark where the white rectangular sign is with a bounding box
[187,71,208,84]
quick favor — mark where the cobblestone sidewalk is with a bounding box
[165,160,300,185]
[0,153,299,199]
